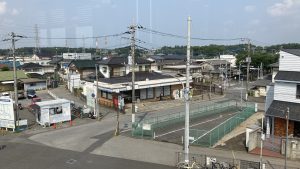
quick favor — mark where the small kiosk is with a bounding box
[33,99,71,127]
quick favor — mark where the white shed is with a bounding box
[33,99,71,126]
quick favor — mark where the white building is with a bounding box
[265,49,300,137]
[220,55,236,67]
[63,53,92,60]
[33,99,71,126]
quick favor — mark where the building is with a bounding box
[63,53,92,60]
[0,70,27,93]
[220,54,236,67]
[20,62,55,76]
[81,56,192,108]
[21,78,47,91]
[68,60,98,79]
[265,49,300,137]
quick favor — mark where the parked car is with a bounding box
[1,91,25,99]
[27,89,36,99]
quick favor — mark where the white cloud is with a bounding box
[0,1,7,15]
[268,0,300,16]
[11,8,19,16]
[244,5,256,12]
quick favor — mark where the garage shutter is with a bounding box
[140,89,147,100]
[163,86,170,96]
[147,88,154,99]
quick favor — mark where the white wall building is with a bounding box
[220,55,236,67]
[63,53,92,60]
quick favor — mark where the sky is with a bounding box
[0,0,300,49]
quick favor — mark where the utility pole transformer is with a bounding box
[130,24,136,123]
[184,16,191,164]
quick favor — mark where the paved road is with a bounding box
[153,109,239,144]
[0,141,175,169]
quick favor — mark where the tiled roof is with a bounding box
[266,100,300,121]
[69,60,97,69]
[274,71,300,82]
[20,62,43,69]
[98,57,152,66]
[282,49,300,57]
[98,72,172,84]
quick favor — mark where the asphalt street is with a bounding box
[153,107,239,144]
[0,140,175,169]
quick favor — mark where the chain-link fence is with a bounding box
[132,101,242,139]
[190,104,256,147]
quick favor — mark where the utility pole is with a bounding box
[184,16,191,165]
[95,64,99,119]
[285,107,290,169]
[130,24,136,123]
[245,38,251,101]
[3,32,24,130]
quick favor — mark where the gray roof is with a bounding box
[162,55,186,60]
[266,100,300,121]
[98,57,152,66]
[98,72,172,84]
[274,71,300,82]
[282,49,300,57]
[251,79,272,87]
[206,60,230,66]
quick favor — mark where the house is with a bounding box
[68,60,98,79]
[265,49,300,137]
[23,54,52,65]
[21,78,47,91]
[81,56,192,108]
[147,55,164,71]
[98,56,152,78]
[20,62,55,76]
[250,75,272,97]
[220,55,236,67]
[0,70,28,93]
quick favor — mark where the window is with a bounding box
[49,106,63,115]
[297,84,300,99]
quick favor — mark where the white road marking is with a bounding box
[154,112,238,138]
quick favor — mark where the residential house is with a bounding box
[82,56,192,108]
[20,62,55,76]
[68,60,98,79]
[0,70,27,93]
[265,49,300,137]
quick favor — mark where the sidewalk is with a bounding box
[125,93,224,114]
[91,135,300,168]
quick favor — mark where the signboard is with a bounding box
[0,97,14,123]
[86,86,96,108]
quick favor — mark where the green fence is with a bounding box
[190,104,256,147]
[132,101,241,138]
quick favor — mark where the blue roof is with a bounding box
[0,61,22,68]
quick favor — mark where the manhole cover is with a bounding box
[66,159,77,165]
